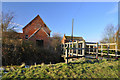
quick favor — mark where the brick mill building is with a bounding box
[61,34,84,44]
[20,15,51,47]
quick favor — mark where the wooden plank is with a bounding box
[98,49,117,50]
[86,44,96,46]
[87,52,117,56]
[85,42,97,44]
[66,55,85,59]
[99,43,116,46]
[78,41,84,43]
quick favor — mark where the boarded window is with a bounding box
[25,35,28,39]
[36,40,44,47]
[44,24,46,27]
[48,33,50,36]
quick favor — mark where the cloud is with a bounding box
[107,4,118,14]
[9,22,24,27]
[9,22,23,33]
[13,28,19,30]
[18,30,23,33]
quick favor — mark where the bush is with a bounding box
[2,39,63,66]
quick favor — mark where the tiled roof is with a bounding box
[65,36,84,40]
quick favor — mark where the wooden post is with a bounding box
[82,40,85,56]
[76,41,78,56]
[80,43,82,55]
[115,43,118,59]
[89,45,90,54]
[93,46,95,54]
[107,44,110,60]
[63,44,65,55]
[69,42,71,54]
[96,42,98,59]
[80,43,81,55]
[101,45,103,57]
[72,42,73,56]
[66,47,68,64]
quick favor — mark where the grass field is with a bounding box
[1,58,120,79]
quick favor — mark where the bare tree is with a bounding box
[1,12,21,65]
[1,12,15,32]
[1,12,21,40]
[50,33,62,53]
[101,24,116,43]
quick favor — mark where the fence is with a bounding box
[62,40,120,64]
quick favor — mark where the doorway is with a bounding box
[36,40,44,47]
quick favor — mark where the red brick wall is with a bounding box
[29,28,50,47]
[23,15,51,39]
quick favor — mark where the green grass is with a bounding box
[1,58,120,79]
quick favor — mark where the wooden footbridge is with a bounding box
[61,40,120,64]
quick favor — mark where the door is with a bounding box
[36,40,44,47]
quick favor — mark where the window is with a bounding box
[44,24,46,27]
[36,40,44,47]
[48,33,50,36]
[25,35,28,39]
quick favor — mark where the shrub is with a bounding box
[2,39,63,66]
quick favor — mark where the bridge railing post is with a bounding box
[69,42,71,55]
[89,45,90,54]
[65,46,69,64]
[101,45,103,57]
[82,40,85,56]
[107,44,110,60]
[115,43,118,59]
[72,42,73,56]
[76,41,78,56]
[63,44,65,55]
[96,42,98,59]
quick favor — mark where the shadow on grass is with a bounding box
[68,59,102,65]
[68,58,119,65]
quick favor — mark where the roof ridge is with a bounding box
[65,36,82,37]
[23,15,40,29]
[23,15,51,32]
